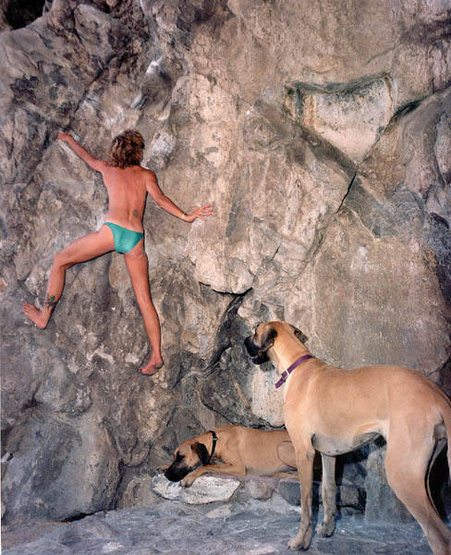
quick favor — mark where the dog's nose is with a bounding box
[164,467,179,482]
[244,336,258,356]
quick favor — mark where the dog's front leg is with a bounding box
[181,463,245,487]
[317,454,336,538]
[288,446,315,551]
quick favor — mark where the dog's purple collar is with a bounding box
[275,354,313,389]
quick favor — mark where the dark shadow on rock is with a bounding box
[4,0,46,29]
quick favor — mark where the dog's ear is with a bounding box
[290,325,308,344]
[259,326,277,353]
[192,442,210,465]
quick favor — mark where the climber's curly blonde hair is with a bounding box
[110,130,145,168]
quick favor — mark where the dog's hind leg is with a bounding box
[287,441,316,551]
[317,454,337,538]
[384,429,451,555]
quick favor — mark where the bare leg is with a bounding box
[124,241,163,375]
[23,226,114,328]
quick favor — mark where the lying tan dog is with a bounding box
[245,321,451,554]
[164,425,297,487]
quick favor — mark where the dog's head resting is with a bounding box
[164,439,210,482]
[244,321,308,366]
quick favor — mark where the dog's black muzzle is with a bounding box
[164,463,192,482]
[244,336,269,365]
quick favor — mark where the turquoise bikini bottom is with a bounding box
[105,222,144,254]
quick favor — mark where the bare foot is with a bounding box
[23,302,51,329]
[138,358,164,376]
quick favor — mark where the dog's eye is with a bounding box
[175,453,184,462]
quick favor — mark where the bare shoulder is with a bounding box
[140,167,160,193]
[140,166,157,181]
[96,160,112,173]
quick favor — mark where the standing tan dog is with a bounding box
[164,425,297,487]
[245,321,451,554]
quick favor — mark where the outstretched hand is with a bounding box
[185,204,213,223]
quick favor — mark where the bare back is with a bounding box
[100,164,154,232]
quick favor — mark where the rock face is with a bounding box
[1,0,449,525]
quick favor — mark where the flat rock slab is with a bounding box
[2,500,432,554]
[151,474,241,504]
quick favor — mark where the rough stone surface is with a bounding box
[2,501,433,554]
[287,77,395,164]
[1,0,450,527]
[2,406,120,521]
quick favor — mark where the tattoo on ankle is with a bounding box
[44,295,58,309]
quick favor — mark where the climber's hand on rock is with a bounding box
[58,131,72,143]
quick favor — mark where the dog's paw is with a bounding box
[180,476,195,488]
[156,464,169,472]
[317,519,335,538]
[288,537,307,551]
[287,537,301,550]
[287,528,313,551]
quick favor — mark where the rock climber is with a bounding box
[23,130,212,375]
